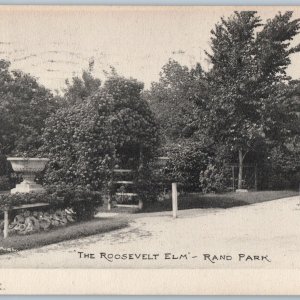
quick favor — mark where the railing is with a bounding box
[108,169,142,210]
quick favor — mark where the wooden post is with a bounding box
[138,145,144,211]
[172,182,178,218]
[254,164,258,191]
[3,210,9,239]
[138,199,143,210]
[108,196,111,211]
[238,149,243,189]
[232,166,235,191]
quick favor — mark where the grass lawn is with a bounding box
[0,216,128,254]
[141,190,299,213]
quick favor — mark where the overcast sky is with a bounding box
[0,6,300,92]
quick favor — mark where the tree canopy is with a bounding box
[197,11,300,188]
[42,73,160,191]
[0,59,57,156]
[145,59,207,142]
[1,10,300,194]
[64,70,101,105]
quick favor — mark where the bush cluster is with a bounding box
[199,163,227,193]
[257,144,300,190]
[163,141,210,192]
[0,154,17,191]
[160,141,230,193]
[41,93,115,192]
[0,176,12,191]
[0,185,103,220]
[41,75,160,203]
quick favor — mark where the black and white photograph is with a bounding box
[0,5,300,295]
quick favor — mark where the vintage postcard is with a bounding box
[0,5,300,295]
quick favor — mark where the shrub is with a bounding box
[199,163,227,193]
[164,141,210,192]
[135,164,162,203]
[0,154,17,191]
[260,144,300,190]
[0,176,12,191]
[0,184,103,220]
[46,184,104,220]
[41,92,115,192]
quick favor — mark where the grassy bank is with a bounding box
[0,216,128,254]
[142,190,299,213]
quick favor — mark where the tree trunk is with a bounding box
[238,149,243,189]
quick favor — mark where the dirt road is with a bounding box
[1,196,300,269]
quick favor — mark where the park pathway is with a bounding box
[1,195,300,269]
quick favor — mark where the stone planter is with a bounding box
[7,157,49,194]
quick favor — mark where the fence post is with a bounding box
[107,192,112,211]
[232,166,235,191]
[3,210,9,239]
[172,182,178,218]
[254,164,258,191]
[138,199,143,210]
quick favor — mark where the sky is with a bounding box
[0,6,300,92]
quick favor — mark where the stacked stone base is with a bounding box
[0,208,76,235]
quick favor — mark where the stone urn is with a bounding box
[7,157,49,194]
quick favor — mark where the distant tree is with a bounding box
[198,11,300,189]
[265,80,300,189]
[103,75,160,163]
[64,61,101,105]
[0,59,57,156]
[145,59,207,142]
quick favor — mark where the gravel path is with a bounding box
[1,195,300,269]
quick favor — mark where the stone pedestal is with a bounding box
[7,158,49,194]
[11,178,45,194]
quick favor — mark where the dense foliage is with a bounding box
[199,163,228,193]
[0,61,58,191]
[64,66,101,105]
[0,154,16,190]
[103,75,160,164]
[0,60,57,156]
[0,185,103,220]
[1,10,300,200]
[163,141,210,192]
[262,143,300,190]
[144,11,300,193]
[198,11,300,189]
[42,73,160,202]
[146,59,207,142]
[42,91,115,192]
